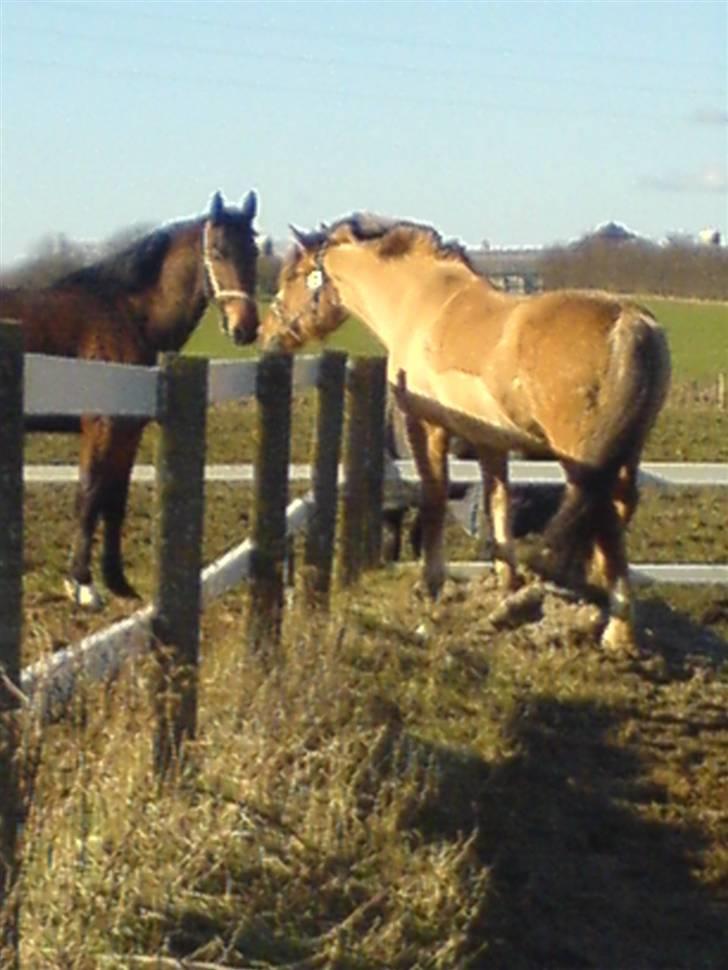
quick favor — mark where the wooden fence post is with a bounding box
[247,352,293,663]
[363,357,387,569]
[0,321,23,967]
[151,354,208,778]
[303,351,347,608]
[339,357,371,588]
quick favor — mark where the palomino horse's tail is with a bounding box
[542,308,671,580]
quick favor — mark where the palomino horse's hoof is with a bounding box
[64,579,104,611]
[600,616,640,657]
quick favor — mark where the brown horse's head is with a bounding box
[258,226,347,352]
[203,190,260,345]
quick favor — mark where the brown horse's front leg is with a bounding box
[68,421,106,608]
[99,419,146,598]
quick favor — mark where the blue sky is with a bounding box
[1,0,726,266]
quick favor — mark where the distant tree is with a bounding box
[540,233,728,300]
[257,236,282,297]
[11,232,91,286]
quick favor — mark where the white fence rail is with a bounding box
[23,460,728,489]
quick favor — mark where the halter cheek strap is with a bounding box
[202,222,255,305]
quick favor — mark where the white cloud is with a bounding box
[690,108,728,126]
[639,166,728,194]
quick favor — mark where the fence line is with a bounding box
[2,335,388,748]
[22,460,728,489]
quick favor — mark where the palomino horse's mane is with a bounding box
[288,213,476,274]
[56,222,193,296]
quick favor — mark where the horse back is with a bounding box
[0,284,146,362]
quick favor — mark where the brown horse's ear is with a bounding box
[210,191,225,222]
[240,190,257,222]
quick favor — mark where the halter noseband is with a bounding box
[202,221,255,307]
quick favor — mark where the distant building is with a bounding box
[698,228,722,246]
[467,247,543,293]
[584,222,638,244]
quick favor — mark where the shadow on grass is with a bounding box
[635,592,728,676]
[410,696,726,970]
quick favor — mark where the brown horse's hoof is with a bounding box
[106,578,141,600]
[64,579,104,611]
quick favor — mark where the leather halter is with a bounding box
[202,221,255,307]
[269,250,333,344]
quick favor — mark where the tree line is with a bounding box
[2,230,726,302]
[538,237,728,301]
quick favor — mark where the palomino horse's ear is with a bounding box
[209,191,225,222]
[289,224,313,250]
[240,190,257,222]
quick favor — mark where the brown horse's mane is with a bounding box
[293,213,476,272]
[56,224,181,296]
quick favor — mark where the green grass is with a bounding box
[640,297,728,381]
[184,303,385,359]
[184,296,727,386]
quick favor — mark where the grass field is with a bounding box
[9,294,728,968]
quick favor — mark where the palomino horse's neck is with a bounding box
[322,243,489,351]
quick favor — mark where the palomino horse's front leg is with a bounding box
[476,447,520,591]
[393,372,449,598]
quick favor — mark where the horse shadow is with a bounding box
[634,591,728,677]
[399,692,727,969]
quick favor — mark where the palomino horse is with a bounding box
[259,216,671,651]
[1,190,259,608]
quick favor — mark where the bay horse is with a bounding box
[0,190,259,608]
[259,216,671,652]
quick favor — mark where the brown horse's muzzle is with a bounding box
[225,296,260,346]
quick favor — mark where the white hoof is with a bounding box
[64,579,104,611]
[600,616,639,656]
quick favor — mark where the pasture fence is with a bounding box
[1,336,391,730]
[0,324,388,959]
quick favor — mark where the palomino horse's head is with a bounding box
[203,190,260,345]
[259,226,347,352]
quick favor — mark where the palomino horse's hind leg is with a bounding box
[591,495,637,653]
[589,462,639,587]
[476,447,520,590]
